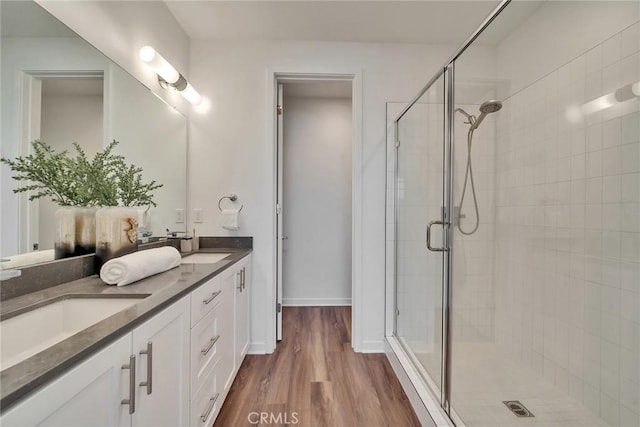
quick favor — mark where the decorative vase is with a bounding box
[95,207,139,268]
[54,206,97,259]
[54,207,76,259]
[74,207,97,255]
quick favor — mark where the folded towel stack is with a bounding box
[100,246,181,287]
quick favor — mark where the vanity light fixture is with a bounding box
[139,46,202,106]
[566,80,640,122]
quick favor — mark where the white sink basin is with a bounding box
[1,297,143,370]
[181,253,231,264]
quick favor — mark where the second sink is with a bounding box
[181,253,231,264]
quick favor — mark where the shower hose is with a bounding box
[458,126,480,235]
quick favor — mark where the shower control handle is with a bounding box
[426,220,449,252]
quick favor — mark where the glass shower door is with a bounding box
[394,71,448,399]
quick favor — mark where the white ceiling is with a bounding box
[165,0,511,45]
[1,0,544,49]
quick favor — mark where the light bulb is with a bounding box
[581,93,617,116]
[139,46,180,85]
[179,83,203,106]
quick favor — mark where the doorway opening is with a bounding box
[274,75,357,344]
[19,72,104,253]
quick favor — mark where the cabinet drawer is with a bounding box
[190,304,222,394]
[190,365,221,427]
[190,276,222,327]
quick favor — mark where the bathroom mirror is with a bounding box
[0,0,187,267]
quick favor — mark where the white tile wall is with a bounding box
[494,22,640,427]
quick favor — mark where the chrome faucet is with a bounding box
[166,229,185,238]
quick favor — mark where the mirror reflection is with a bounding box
[0,0,187,268]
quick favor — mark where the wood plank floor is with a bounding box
[214,306,421,427]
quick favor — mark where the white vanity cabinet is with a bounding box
[234,255,250,367]
[216,254,251,394]
[189,253,251,426]
[0,334,132,427]
[1,253,252,427]
[189,275,226,427]
[190,366,222,427]
[1,297,190,427]
[131,296,190,427]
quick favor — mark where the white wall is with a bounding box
[282,95,352,306]
[187,39,481,353]
[41,94,103,158]
[109,66,188,237]
[36,0,191,116]
[39,91,103,250]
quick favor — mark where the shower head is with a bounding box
[471,100,502,130]
[479,100,503,114]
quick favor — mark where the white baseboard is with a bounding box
[282,297,352,306]
[247,342,268,355]
[360,339,385,353]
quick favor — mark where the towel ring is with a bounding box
[218,194,243,212]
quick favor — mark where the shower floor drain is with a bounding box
[503,400,534,418]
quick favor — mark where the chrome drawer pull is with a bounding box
[139,342,153,395]
[203,290,222,305]
[200,393,220,422]
[121,355,136,414]
[201,335,220,356]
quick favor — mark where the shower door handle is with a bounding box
[426,220,449,252]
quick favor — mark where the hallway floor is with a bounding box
[214,306,420,426]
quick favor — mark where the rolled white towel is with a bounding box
[100,246,181,287]
[0,249,55,269]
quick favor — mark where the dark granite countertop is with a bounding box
[0,247,252,412]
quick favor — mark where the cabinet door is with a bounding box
[131,297,190,427]
[235,255,251,366]
[217,268,236,392]
[1,334,132,427]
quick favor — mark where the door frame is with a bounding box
[18,70,107,253]
[267,69,363,352]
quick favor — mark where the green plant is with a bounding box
[115,163,163,207]
[68,140,123,206]
[0,140,80,206]
[1,139,163,207]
